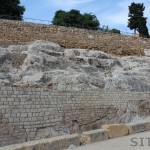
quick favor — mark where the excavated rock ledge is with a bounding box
[0,40,150,91]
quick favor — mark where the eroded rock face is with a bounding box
[0,40,150,91]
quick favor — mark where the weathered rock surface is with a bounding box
[0,40,150,91]
[144,49,150,57]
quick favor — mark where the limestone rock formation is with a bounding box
[144,49,150,57]
[0,40,150,91]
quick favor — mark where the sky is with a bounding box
[20,0,150,33]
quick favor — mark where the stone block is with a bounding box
[127,121,150,134]
[80,129,108,145]
[102,124,129,138]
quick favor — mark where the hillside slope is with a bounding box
[1,19,150,56]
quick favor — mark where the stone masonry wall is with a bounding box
[0,86,150,147]
[1,19,150,56]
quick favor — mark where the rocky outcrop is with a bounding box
[0,40,150,91]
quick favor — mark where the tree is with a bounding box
[82,13,100,30]
[128,2,149,38]
[66,9,83,27]
[52,9,100,30]
[52,9,82,27]
[52,10,68,26]
[0,0,25,20]
[109,28,121,34]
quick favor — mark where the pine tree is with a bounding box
[128,2,149,38]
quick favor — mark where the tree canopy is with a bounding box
[52,9,100,30]
[128,2,149,38]
[0,0,25,20]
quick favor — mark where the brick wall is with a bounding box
[0,19,150,56]
[0,86,150,147]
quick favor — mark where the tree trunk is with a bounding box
[134,29,136,37]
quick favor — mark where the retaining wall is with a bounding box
[0,86,150,147]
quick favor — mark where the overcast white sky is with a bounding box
[21,0,150,33]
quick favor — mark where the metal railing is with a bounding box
[0,15,51,24]
[0,15,135,36]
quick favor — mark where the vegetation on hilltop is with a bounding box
[128,2,149,38]
[0,0,25,20]
[109,29,121,34]
[0,1,149,38]
[52,9,100,30]
[52,9,121,33]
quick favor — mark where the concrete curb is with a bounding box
[1,119,150,150]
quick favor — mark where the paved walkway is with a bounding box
[74,131,150,150]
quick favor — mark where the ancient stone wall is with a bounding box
[0,19,150,56]
[0,86,150,147]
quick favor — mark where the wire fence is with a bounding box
[0,15,51,24]
[0,14,150,57]
[0,15,135,36]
